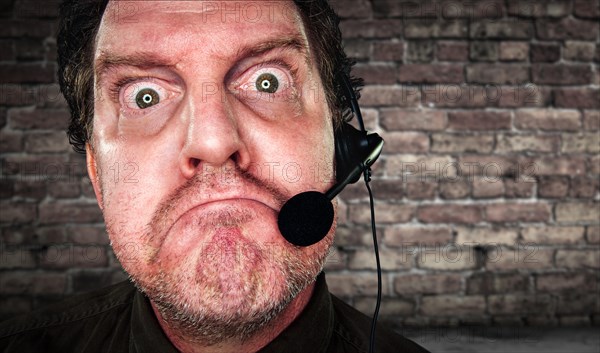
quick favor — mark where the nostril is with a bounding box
[190,158,200,169]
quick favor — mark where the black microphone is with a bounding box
[277,131,383,247]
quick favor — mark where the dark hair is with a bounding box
[57,0,360,154]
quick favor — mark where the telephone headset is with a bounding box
[277,72,384,353]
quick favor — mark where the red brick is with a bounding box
[499,42,529,61]
[458,155,517,177]
[439,179,470,199]
[531,43,561,62]
[0,246,36,269]
[327,273,390,297]
[343,39,370,61]
[486,247,554,270]
[538,176,570,198]
[348,203,414,224]
[340,19,402,39]
[496,134,559,153]
[421,84,489,108]
[35,227,67,244]
[15,39,47,61]
[405,180,436,200]
[24,132,70,153]
[504,178,535,198]
[556,202,600,223]
[536,18,599,40]
[0,202,37,224]
[448,111,511,131]
[507,0,570,17]
[431,134,494,153]
[0,131,23,153]
[469,41,498,62]
[406,40,435,63]
[0,19,54,38]
[0,63,56,84]
[497,85,552,108]
[349,248,412,270]
[564,41,596,61]
[353,64,397,85]
[8,108,70,130]
[381,131,429,153]
[467,64,529,84]
[522,226,586,245]
[537,273,595,293]
[395,273,462,295]
[472,177,504,198]
[515,109,581,131]
[39,245,108,269]
[368,179,403,199]
[334,226,371,247]
[570,177,599,199]
[14,0,60,18]
[385,226,452,247]
[455,226,518,245]
[421,295,486,316]
[331,0,371,18]
[437,41,468,61]
[556,250,600,268]
[418,204,482,224]
[562,133,600,153]
[583,110,600,130]
[486,203,550,223]
[470,21,533,38]
[360,86,420,107]
[532,64,592,85]
[573,0,600,18]
[557,293,600,315]
[467,273,529,294]
[38,202,103,224]
[398,64,463,83]
[488,294,553,315]
[404,19,467,38]
[554,88,600,109]
[530,156,587,176]
[591,155,600,174]
[386,154,456,179]
[380,108,447,131]
[372,41,404,62]
[587,226,600,244]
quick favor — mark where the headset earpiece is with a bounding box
[333,73,384,186]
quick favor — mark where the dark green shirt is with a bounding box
[0,273,429,352]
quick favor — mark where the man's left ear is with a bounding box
[85,143,104,210]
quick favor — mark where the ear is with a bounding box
[86,143,104,210]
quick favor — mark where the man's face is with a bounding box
[89,0,336,342]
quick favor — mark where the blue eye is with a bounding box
[135,88,160,109]
[256,73,279,93]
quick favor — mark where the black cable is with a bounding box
[365,168,381,353]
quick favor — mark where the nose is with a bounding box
[178,84,248,179]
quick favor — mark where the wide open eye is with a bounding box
[256,73,279,93]
[121,81,169,112]
[135,88,160,109]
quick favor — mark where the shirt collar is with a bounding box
[129,272,333,352]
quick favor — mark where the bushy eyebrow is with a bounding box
[94,35,311,88]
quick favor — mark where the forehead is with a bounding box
[96,1,307,63]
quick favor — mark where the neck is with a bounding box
[151,282,315,353]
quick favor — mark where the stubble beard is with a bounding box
[111,207,333,346]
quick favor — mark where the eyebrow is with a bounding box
[94,35,311,87]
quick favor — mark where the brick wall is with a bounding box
[1,0,599,327]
